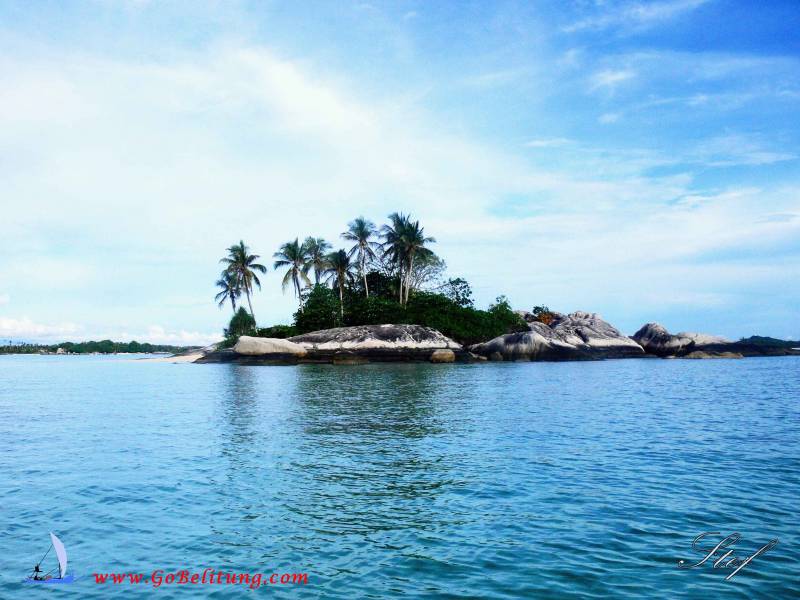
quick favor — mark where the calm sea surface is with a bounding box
[1,355,798,598]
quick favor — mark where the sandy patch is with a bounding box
[136,353,203,363]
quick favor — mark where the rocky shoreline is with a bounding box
[196,325,471,365]
[191,315,799,365]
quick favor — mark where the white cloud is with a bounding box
[1,38,798,339]
[599,112,621,123]
[590,69,636,91]
[103,326,222,346]
[0,317,80,341]
[0,294,9,305]
[691,134,797,167]
[564,0,710,33]
[462,69,525,88]
[0,316,221,346]
[524,138,572,148]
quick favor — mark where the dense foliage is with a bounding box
[437,277,474,308]
[221,307,257,347]
[0,340,188,354]
[292,280,526,346]
[738,336,800,348]
[293,285,343,333]
[255,325,298,339]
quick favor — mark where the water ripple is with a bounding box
[0,355,798,598]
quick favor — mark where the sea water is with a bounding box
[1,355,798,598]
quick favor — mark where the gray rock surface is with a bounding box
[471,311,645,361]
[683,350,743,359]
[289,324,462,351]
[631,323,800,358]
[233,336,308,357]
[632,323,728,357]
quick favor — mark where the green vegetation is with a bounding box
[273,238,312,308]
[255,325,298,339]
[221,307,257,347]
[292,283,526,346]
[0,340,188,354]
[738,335,800,348]
[219,240,267,319]
[214,270,241,312]
[381,212,436,305]
[294,285,343,334]
[531,305,557,326]
[303,237,332,285]
[214,212,528,346]
[341,217,380,297]
[322,249,356,319]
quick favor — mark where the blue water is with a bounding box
[1,355,798,598]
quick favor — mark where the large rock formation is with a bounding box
[199,325,466,364]
[632,323,799,358]
[289,324,461,351]
[288,324,464,363]
[470,311,645,361]
[192,318,800,365]
[631,323,711,357]
[233,336,307,357]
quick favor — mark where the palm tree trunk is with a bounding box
[246,287,255,320]
[338,281,344,319]
[404,255,414,305]
[361,252,369,298]
[398,265,404,305]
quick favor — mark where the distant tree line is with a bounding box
[0,340,188,354]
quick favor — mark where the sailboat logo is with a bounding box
[25,532,75,584]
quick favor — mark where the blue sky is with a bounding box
[1,0,798,344]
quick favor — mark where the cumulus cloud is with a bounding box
[97,326,222,346]
[0,317,80,341]
[0,317,221,346]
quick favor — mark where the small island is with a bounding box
[6,212,796,365]
[186,213,799,365]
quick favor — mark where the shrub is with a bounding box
[292,278,528,346]
[222,307,256,346]
[255,325,298,339]
[404,292,527,346]
[342,293,407,326]
[438,277,474,308]
[294,285,342,333]
[531,305,557,326]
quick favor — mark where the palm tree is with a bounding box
[219,240,267,319]
[273,238,312,307]
[400,219,436,305]
[214,269,241,313]
[380,213,435,305]
[322,249,356,319]
[381,212,410,304]
[303,237,332,285]
[341,217,379,297]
